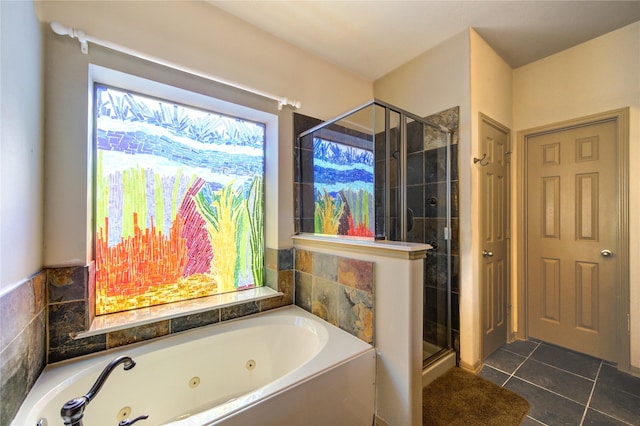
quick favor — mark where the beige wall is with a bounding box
[0,1,44,293]
[34,1,372,265]
[374,30,470,120]
[377,22,639,372]
[513,21,640,369]
[469,29,513,368]
[34,1,372,121]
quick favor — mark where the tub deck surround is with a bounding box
[292,234,430,426]
[46,248,294,365]
[12,306,376,426]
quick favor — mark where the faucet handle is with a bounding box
[118,414,149,426]
[61,397,88,425]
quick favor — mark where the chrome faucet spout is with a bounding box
[60,356,136,426]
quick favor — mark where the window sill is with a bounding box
[75,287,281,339]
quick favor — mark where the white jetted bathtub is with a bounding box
[13,305,375,426]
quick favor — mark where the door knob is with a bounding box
[600,249,613,257]
[482,250,494,258]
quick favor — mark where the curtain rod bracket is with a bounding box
[51,21,89,54]
[278,98,302,110]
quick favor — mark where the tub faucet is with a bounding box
[118,414,149,426]
[60,356,137,426]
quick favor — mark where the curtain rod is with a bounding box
[49,21,302,111]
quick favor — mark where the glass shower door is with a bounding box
[384,114,453,366]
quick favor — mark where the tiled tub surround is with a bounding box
[294,249,374,344]
[13,306,376,426]
[3,249,292,425]
[0,271,47,425]
[47,248,294,363]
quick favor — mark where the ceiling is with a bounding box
[208,1,640,80]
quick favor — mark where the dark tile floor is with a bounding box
[479,340,640,425]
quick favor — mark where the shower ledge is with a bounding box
[291,234,432,260]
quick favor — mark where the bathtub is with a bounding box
[12,305,375,426]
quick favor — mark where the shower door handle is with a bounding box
[482,250,494,258]
[407,208,414,233]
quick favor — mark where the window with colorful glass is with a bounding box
[94,84,265,315]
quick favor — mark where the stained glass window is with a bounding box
[94,84,265,315]
[312,137,374,237]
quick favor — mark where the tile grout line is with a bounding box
[505,342,548,426]
[579,359,602,425]
[489,341,640,426]
[501,341,541,387]
[514,342,601,382]
[523,356,598,382]
[525,414,550,426]
[588,407,635,426]
[494,346,592,407]
[510,372,591,407]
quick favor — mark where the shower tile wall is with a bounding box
[294,250,374,344]
[0,271,47,425]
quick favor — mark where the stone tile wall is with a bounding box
[0,250,293,424]
[294,249,374,344]
[0,271,47,425]
[0,248,362,425]
[47,248,293,363]
[46,248,294,364]
[2,249,371,423]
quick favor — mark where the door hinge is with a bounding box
[629,314,631,333]
[444,227,450,240]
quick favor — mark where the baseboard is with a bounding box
[459,358,482,374]
[374,415,391,426]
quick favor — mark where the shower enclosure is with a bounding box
[294,100,458,367]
